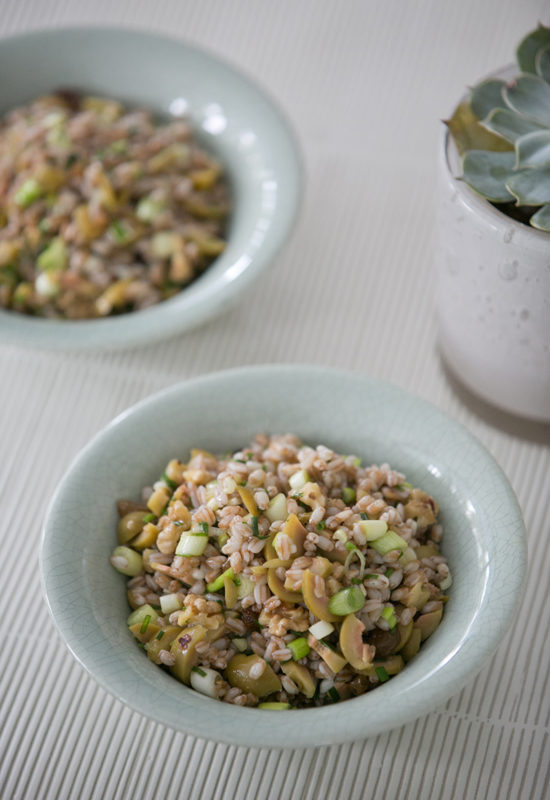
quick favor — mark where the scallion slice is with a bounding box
[258,702,291,710]
[289,469,310,491]
[192,666,207,677]
[175,531,208,557]
[327,687,340,702]
[316,520,327,531]
[371,530,408,555]
[288,637,310,661]
[161,472,178,490]
[206,567,234,593]
[143,513,155,523]
[328,586,365,616]
[380,606,398,630]
[375,666,389,682]
[199,521,209,534]
[342,487,356,504]
[309,620,334,639]
[345,541,357,551]
[140,615,151,634]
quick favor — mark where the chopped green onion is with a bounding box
[351,577,362,585]
[109,220,129,243]
[161,472,178,490]
[288,637,310,661]
[265,493,288,523]
[136,196,166,222]
[199,521,209,534]
[345,541,357,551]
[316,520,327,530]
[327,687,340,702]
[357,519,388,541]
[328,586,365,616]
[175,531,208,557]
[342,487,356,504]
[232,637,248,652]
[309,620,335,639]
[156,631,165,641]
[111,546,143,577]
[206,567,234,593]
[380,606,398,630]
[236,576,255,599]
[218,532,229,548]
[192,666,207,677]
[261,464,267,472]
[160,593,182,615]
[239,480,247,487]
[14,178,42,208]
[36,237,68,272]
[251,516,260,537]
[385,568,395,578]
[375,666,389,682]
[365,574,379,581]
[352,457,362,467]
[258,702,291,710]
[344,546,366,578]
[360,512,368,520]
[65,153,78,168]
[246,452,253,459]
[289,469,310,492]
[371,530,408,556]
[143,513,155,523]
[234,458,246,463]
[140,615,151,634]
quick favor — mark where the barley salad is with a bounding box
[0,91,229,319]
[110,435,451,708]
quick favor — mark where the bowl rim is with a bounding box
[0,25,303,350]
[40,364,527,747]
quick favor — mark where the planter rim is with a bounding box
[441,62,550,248]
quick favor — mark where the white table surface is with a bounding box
[1,1,549,798]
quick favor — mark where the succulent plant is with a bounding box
[447,24,550,231]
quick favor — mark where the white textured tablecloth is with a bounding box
[1,2,550,798]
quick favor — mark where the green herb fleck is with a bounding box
[375,666,389,683]
[192,666,207,677]
[345,542,357,551]
[156,631,165,641]
[162,472,178,490]
[144,513,155,523]
[199,521,209,534]
[140,615,151,634]
[327,687,340,702]
[360,512,368,520]
[316,520,327,531]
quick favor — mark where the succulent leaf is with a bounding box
[470,79,506,120]
[462,150,515,202]
[506,167,550,205]
[503,75,550,127]
[515,130,550,168]
[530,203,550,231]
[535,43,550,82]
[481,107,547,143]
[516,24,550,74]
[446,102,512,156]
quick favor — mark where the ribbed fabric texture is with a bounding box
[1,1,549,798]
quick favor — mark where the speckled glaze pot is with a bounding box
[436,92,550,422]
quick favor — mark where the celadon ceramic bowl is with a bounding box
[41,366,526,747]
[0,27,301,350]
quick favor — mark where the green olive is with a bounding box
[117,510,148,544]
[225,654,282,698]
[110,545,143,576]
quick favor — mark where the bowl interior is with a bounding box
[41,366,526,747]
[0,28,301,348]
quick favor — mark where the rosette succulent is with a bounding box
[447,24,550,231]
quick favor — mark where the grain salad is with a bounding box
[110,435,451,708]
[0,91,229,318]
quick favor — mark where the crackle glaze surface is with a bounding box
[41,366,526,748]
[436,129,550,421]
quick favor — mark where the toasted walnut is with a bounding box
[301,482,326,509]
[178,593,225,630]
[404,490,438,532]
[156,522,181,554]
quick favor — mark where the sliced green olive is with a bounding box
[414,607,443,641]
[301,569,339,622]
[339,614,375,670]
[225,654,281,697]
[403,582,430,611]
[267,567,302,604]
[394,620,414,653]
[281,662,317,699]
[129,620,162,643]
[307,634,347,673]
[401,628,422,661]
[145,625,183,663]
[170,625,208,684]
[117,510,148,544]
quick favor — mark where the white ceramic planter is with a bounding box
[435,91,550,422]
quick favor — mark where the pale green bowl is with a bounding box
[41,366,526,747]
[0,27,301,350]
